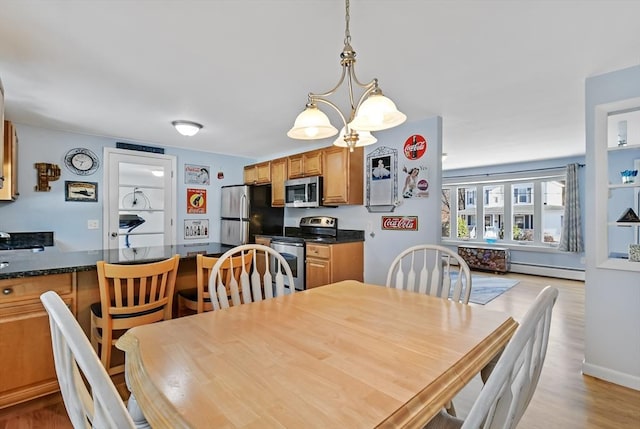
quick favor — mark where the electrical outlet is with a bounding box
[87,219,99,230]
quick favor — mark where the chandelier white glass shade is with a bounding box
[333,125,377,148]
[172,120,203,137]
[287,0,405,152]
[286,104,338,140]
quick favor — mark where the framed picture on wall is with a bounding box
[184,219,209,239]
[185,164,210,185]
[65,181,98,202]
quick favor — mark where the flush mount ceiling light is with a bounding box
[172,120,203,137]
[287,0,406,152]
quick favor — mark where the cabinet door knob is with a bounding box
[111,232,118,238]
[2,288,13,295]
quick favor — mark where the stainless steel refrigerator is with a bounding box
[220,184,284,246]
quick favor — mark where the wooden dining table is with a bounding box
[116,280,517,429]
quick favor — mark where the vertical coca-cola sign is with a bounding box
[381,216,419,231]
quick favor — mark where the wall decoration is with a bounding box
[401,165,429,199]
[184,219,209,239]
[64,147,100,176]
[403,134,427,160]
[187,188,207,214]
[185,164,210,185]
[65,181,98,202]
[366,146,398,212]
[381,216,418,231]
[35,163,61,192]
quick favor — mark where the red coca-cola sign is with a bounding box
[403,134,427,160]
[381,216,419,231]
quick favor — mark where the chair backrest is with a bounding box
[195,253,219,313]
[462,286,559,429]
[40,291,135,429]
[209,244,295,309]
[386,244,472,304]
[96,254,180,323]
[198,251,254,309]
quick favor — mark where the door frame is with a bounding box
[102,148,177,250]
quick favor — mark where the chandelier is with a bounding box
[287,0,406,152]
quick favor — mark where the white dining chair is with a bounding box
[40,290,149,429]
[425,285,559,429]
[386,244,472,304]
[209,244,296,309]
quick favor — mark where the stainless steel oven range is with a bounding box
[269,216,338,291]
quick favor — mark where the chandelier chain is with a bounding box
[344,0,351,46]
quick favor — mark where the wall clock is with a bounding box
[64,148,99,176]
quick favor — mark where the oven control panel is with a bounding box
[299,216,337,229]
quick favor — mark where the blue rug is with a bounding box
[449,272,519,305]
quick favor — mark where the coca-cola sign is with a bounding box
[381,216,419,231]
[403,134,427,160]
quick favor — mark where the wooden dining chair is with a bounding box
[40,290,146,429]
[425,286,559,429]
[177,251,256,315]
[90,254,180,375]
[386,244,472,304]
[208,244,295,309]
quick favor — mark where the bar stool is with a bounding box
[90,254,180,375]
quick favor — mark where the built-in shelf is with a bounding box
[607,143,640,152]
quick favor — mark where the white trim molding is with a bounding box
[582,360,640,391]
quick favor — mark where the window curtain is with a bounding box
[559,163,583,252]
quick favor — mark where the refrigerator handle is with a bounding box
[241,193,248,244]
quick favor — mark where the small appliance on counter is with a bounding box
[220,184,284,246]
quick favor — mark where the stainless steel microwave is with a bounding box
[284,176,323,208]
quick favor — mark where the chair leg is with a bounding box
[445,400,456,417]
[100,321,113,373]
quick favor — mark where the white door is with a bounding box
[103,148,176,257]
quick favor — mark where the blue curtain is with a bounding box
[559,163,584,252]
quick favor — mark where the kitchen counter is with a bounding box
[0,242,234,280]
[257,227,365,244]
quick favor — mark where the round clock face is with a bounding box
[64,148,99,175]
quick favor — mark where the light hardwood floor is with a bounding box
[1,273,639,428]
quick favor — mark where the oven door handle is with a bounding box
[271,240,305,247]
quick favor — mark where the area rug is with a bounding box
[449,272,519,305]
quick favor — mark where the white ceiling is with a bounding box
[1,0,640,170]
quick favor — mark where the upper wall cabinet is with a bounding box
[322,146,363,206]
[270,157,287,207]
[0,120,18,201]
[243,161,271,185]
[243,145,363,207]
[288,149,323,179]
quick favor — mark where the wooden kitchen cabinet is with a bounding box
[288,149,323,179]
[270,157,287,206]
[0,120,18,201]
[0,273,76,408]
[305,241,364,289]
[322,146,363,205]
[244,161,271,185]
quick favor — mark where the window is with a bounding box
[442,171,565,247]
[456,187,477,239]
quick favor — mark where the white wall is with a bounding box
[584,64,640,390]
[285,117,442,285]
[0,124,250,250]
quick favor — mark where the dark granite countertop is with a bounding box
[257,228,365,244]
[0,242,235,280]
